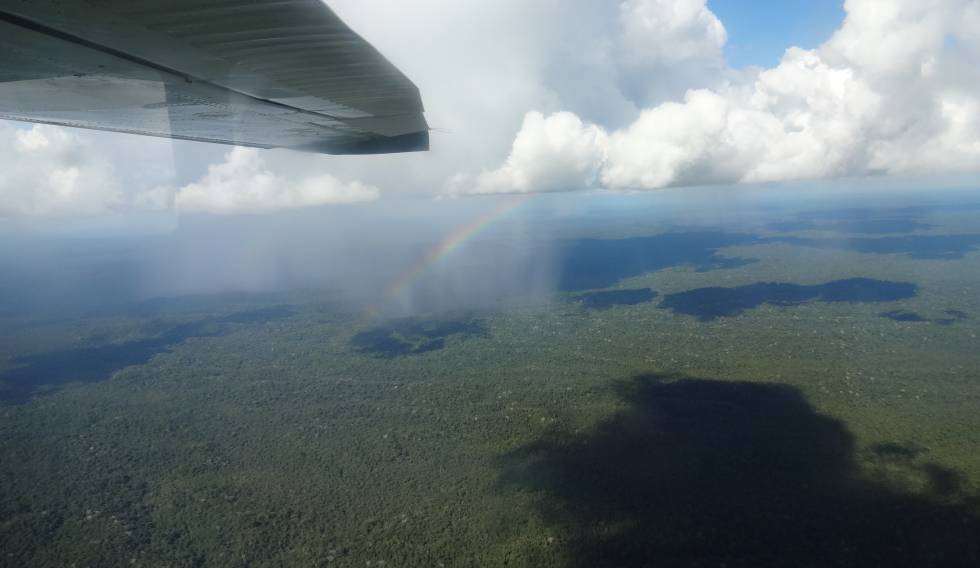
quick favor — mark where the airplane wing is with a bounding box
[0,0,428,154]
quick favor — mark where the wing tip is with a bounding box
[291,129,429,155]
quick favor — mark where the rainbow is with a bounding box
[374,193,533,311]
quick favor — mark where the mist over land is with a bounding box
[2,182,980,565]
[4,180,978,316]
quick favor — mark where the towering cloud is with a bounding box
[454,111,609,194]
[459,0,980,194]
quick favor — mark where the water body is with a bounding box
[659,278,917,320]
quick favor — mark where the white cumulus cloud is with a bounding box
[619,0,726,65]
[0,123,122,217]
[458,0,980,194]
[174,147,379,215]
[455,111,608,194]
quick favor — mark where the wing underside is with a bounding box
[0,0,428,154]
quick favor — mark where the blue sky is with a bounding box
[708,0,845,68]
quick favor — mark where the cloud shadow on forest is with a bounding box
[351,316,488,357]
[0,306,294,405]
[772,234,980,260]
[501,374,980,567]
[766,208,936,235]
[880,309,969,326]
[658,278,917,320]
[554,232,761,291]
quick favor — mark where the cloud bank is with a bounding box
[174,147,379,215]
[0,127,377,217]
[0,123,122,217]
[454,0,980,194]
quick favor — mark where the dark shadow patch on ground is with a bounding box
[881,310,929,323]
[766,219,935,235]
[766,209,935,234]
[555,232,761,291]
[773,234,980,259]
[575,289,658,311]
[104,292,285,319]
[501,374,980,567]
[351,317,488,358]
[867,441,929,461]
[0,306,294,405]
[881,309,969,326]
[658,278,916,320]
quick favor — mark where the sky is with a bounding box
[708,0,845,69]
[1,0,979,220]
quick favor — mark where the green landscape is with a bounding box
[2,196,980,566]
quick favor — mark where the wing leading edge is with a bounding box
[0,0,428,154]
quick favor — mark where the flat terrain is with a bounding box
[2,190,980,566]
